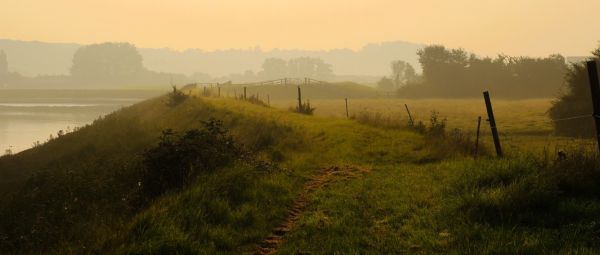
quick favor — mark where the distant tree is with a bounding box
[0,50,7,86]
[377,77,395,91]
[417,45,469,93]
[259,57,334,80]
[399,44,567,98]
[260,58,287,79]
[70,42,145,85]
[0,50,7,76]
[390,60,417,88]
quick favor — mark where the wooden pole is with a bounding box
[475,116,482,157]
[483,91,503,157]
[345,98,349,118]
[243,87,247,100]
[405,104,414,126]
[297,86,302,111]
[586,60,600,153]
[267,95,270,106]
[218,86,221,97]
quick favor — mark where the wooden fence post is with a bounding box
[405,104,414,126]
[297,86,302,111]
[345,98,349,118]
[218,86,221,97]
[267,95,270,106]
[483,91,503,157]
[475,116,482,157]
[243,87,247,100]
[586,60,600,154]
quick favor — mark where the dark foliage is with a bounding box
[141,119,239,199]
[549,48,600,137]
[295,100,315,115]
[398,45,567,98]
[167,85,188,107]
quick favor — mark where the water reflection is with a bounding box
[0,93,153,154]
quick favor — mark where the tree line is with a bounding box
[0,43,336,89]
[379,45,568,98]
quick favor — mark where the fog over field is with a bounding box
[4,1,600,254]
[0,39,422,79]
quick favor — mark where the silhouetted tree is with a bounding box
[70,43,145,85]
[260,58,287,79]
[399,45,567,98]
[549,48,600,137]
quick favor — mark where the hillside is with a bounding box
[2,91,600,254]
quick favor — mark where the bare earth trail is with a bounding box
[253,165,369,255]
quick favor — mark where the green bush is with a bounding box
[141,119,239,199]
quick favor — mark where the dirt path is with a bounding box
[253,165,369,255]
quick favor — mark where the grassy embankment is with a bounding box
[1,83,600,254]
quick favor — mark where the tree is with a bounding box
[70,42,145,85]
[549,48,599,137]
[0,50,7,76]
[259,58,287,79]
[377,77,395,91]
[390,60,417,88]
[259,57,334,80]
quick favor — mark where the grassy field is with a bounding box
[1,87,600,254]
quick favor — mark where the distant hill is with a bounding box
[0,39,424,78]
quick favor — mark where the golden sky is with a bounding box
[1,0,598,56]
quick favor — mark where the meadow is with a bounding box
[269,97,593,156]
[1,85,599,254]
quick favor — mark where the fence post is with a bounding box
[218,86,221,97]
[243,87,247,100]
[405,104,414,126]
[345,98,349,118]
[586,60,600,154]
[297,86,302,111]
[267,94,270,106]
[475,116,482,157]
[483,91,503,157]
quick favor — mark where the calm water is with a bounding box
[0,90,159,154]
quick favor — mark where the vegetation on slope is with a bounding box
[2,85,600,254]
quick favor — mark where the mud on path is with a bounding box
[253,165,369,255]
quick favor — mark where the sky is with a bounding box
[1,0,599,57]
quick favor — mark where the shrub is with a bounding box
[295,100,315,115]
[141,119,239,199]
[167,86,188,107]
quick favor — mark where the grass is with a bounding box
[2,86,600,254]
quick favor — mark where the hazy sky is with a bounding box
[1,0,599,57]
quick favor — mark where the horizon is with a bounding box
[2,0,599,57]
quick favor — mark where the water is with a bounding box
[0,90,159,154]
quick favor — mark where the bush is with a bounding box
[295,100,315,115]
[167,86,188,107]
[141,119,239,199]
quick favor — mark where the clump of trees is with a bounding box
[1,43,190,88]
[549,48,600,137]
[259,57,334,80]
[396,45,567,98]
